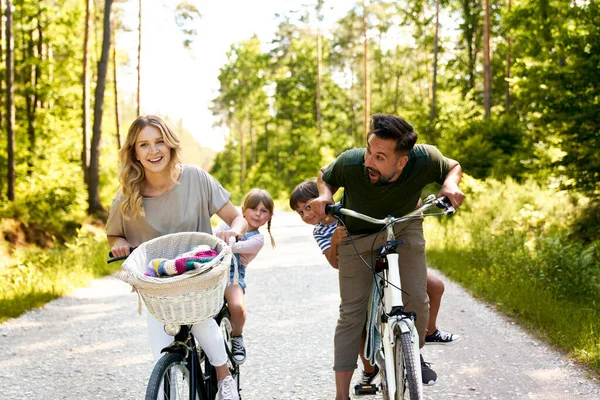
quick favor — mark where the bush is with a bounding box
[424,175,600,373]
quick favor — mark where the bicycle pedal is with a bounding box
[353,383,378,395]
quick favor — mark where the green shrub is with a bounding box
[0,226,114,322]
[424,175,600,373]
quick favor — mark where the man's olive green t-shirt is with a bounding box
[322,144,451,234]
[105,164,230,247]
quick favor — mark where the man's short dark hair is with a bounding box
[367,113,418,156]
[289,179,319,210]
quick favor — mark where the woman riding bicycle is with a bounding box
[105,115,245,400]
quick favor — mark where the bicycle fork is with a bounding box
[379,254,423,399]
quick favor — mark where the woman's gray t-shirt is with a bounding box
[105,164,230,247]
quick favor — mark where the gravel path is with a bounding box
[1,211,598,399]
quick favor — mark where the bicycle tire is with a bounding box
[397,331,422,400]
[146,352,201,400]
[216,306,241,396]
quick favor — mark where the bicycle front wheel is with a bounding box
[396,331,422,400]
[146,353,200,400]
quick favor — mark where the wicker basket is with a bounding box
[114,232,232,325]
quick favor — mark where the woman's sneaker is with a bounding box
[232,335,246,364]
[420,355,437,386]
[353,364,379,395]
[425,329,461,345]
[217,375,239,400]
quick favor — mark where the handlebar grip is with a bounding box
[436,196,455,215]
[325,203,342,216]
[107,247,136,264]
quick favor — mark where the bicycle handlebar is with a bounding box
[107,247,136,264]
[325,195,455,225]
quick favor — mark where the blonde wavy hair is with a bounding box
[243,188,276,248]
[118,115,183,219]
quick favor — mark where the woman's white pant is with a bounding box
[146,312,228,367]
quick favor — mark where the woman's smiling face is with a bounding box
[134,125,171,174]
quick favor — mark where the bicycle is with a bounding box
[325,195,455,400]
[108,232,241,400]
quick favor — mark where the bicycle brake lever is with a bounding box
[436,197,456,215]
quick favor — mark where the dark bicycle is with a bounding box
[108,232,241,400]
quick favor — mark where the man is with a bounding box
[309,114,464,400]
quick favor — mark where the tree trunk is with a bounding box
[483,0,491,119]
[88,0,114,216]
[112,17,121,150]
[316,26,322,137]
[26,26,39,176]
[0,0,3,193]
[430,0,440,127]
[505,0,512,112]
[248,113,255,166]
[6,0,15,201]
[462,0,477,94]
[137,0,142,116]
[362,0,370,137]
[82,0,92,185]
[239,120,245,193]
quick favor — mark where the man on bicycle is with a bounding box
[310,113,464,400]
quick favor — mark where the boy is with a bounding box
[290,179,460,394]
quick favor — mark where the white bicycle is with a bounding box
[326,195,455,400]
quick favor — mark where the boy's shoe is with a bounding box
[425,329,461,345]
[420,355,437,386]
[353,364,380,395]
[217,375,239,400]
[232,335,246,364]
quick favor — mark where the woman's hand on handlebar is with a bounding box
[307,195,334,218]
[215,230,240,243]
[109,237,133,258]
[437,183,465,208]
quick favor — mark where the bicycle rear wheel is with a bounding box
[396,331,422,400]
[216,306,241,394]
[146,353,201,400]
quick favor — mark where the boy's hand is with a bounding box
[330,226,348,246]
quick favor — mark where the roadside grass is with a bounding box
[0,226,116,323]
[424,176,600,375]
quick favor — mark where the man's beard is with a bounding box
[364,167,397,186]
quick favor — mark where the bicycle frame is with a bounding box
[160,325,209,399]
[327,195,454,399]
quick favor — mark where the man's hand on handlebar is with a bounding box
[438,183,465,209]
[307,195,334,218]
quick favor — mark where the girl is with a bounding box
[214,188,276,364]
[106,115,245,400]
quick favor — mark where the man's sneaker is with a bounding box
[217,375,239,400]
[425,329,461,345]
[231,335,246,364]
[353,364,380,395]
[420,355,437,386]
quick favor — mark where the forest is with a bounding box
[0,0,598,373]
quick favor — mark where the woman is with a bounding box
[106,115,245,400]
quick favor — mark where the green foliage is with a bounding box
[424,176,600,372]
[0,227,113,323]
[438,115,533,179]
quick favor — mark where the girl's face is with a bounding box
[243,201,272,230]
[134,125,171,175]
